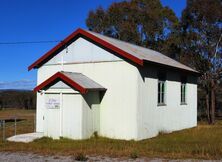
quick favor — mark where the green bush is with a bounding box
[130,151,139,159]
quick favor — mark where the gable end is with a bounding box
[28,28,144,71]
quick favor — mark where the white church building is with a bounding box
[29,28,198,140]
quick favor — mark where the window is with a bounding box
[158,73,166,106]
[181,77,187,104]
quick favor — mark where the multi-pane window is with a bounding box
[181,77,187,104]
[181,83,186,104]
[158,73,166,105]
[158,80,166,105]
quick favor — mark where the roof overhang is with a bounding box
[143,60,200,76]
[34,71,106,94]
[28,28,144,71]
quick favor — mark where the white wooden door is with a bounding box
[62,94,82,139]
[44,93,61,139]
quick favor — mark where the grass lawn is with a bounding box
[0,109,35,140]
[0,109,222,160]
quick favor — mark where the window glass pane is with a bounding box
[181,83,186,103]
[158,81,165,104]
[158,72,166,105]
[184,85,186,94]
[158,82,160,103]
[161,92,164,103]
[182,86,184,103]
[183,93,185,102]
[158,92,160,103]
[162,82,165,93]
[181,85,183,102]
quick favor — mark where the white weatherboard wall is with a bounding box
[36,92,44,132]
[137,67,197,140]
[82,92,101,138]
[36,37,139,140]
[37,61,139,140]
[36,36,197,140]
[45,37,121,65]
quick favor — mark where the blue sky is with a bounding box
[0,0,186,90]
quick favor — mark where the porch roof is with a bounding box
[34,71,106,94]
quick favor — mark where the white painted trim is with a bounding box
[44,60,124,67]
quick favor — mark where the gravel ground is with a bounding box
[0,152,221,162]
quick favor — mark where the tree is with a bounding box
[0,90,36,109]
[86,0,222,124]
[180,0,222,124]
[86,0,179,58]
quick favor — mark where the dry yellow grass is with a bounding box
[0,109,35,139]
[0,108,35,120]
[0,109,222,160]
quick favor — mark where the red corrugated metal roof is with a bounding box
[28,28,198,74]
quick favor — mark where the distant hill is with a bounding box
[0,90,36,109]
[0,89,32,92]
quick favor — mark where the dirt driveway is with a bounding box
[0,152,221,162]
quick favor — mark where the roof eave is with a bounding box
[143,60,200,76]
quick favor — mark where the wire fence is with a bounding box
[0,116,35,142]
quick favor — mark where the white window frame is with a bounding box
[181,82,187,105]
[158,80,166,106]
